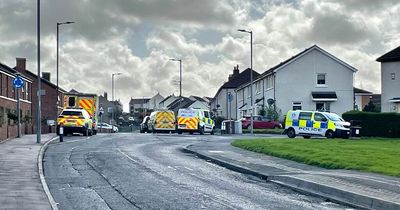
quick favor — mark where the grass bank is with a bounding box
[232,138,400,177]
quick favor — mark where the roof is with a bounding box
[237,45,358,91]
[377,46,400,62]
[15,68,66,92]
[167,97,194,110]
[190,96,207,103]
[129,98,150,104]
[0,62,32,82]
[159,94,176,104]
[354,87,373,94]
[212,68,260,101]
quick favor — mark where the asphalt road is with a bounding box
[44,133,350,210]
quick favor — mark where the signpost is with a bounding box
[12,75,24,138]
[99,107,104,132]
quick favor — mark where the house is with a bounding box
[0,61,33,140]
[159,94,179,109]
[377,46,400,113]
[189,96,210,109]
[354,87,373,111]
[14,58,66,134]
[98,92,123,124]
[236,45,357,119]
[129,97,150,114]
[210,65,260,120]
[147,93,164,110]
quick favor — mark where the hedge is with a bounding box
[342,111,400,138]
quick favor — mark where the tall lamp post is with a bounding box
[111,73,121,132]
[238,29,254,135]
[56,21,74,115]
[37,0,41,143]
[169,58,182,107]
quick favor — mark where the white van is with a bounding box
[284,110,350,138]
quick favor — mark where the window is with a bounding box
[0,107,4,126]
[299,112,312,120]
[314,113,327,122]
[292,102,302,110]
[68,97,76,107]
[391,73,396,80]
[316,73,326,85]
[316,102,330,112]
[267,76,274,89]
[204,111,209,118]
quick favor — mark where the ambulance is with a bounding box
[177,108,215,135]
[59,92,99,135]
[284,110,350,139]
[148,110,176,133]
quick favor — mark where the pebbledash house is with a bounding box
[236,45,357,119]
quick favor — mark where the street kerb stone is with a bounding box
[182,144,400,210]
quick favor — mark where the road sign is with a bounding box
[12,76,24,89]
[99,107,104,116]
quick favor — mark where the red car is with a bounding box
[241,115,282,129]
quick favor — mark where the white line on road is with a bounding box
[117,149,139,163]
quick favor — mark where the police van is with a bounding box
[177,108,215,135]
[284,110,350,138]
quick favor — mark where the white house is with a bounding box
[147,93,164,110]
[377,46,400,113]
[159,94,178,109]
[236,45,357,118]
[210,65,260,120]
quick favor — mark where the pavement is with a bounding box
[183,138,400,210]
[0,134,58,210]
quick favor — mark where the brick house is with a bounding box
[0,61,33,141]
[14,58,65,134]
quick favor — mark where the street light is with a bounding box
[169,58,182,108]
[238,29,254,135]
[37,0,41,143]
[111,73,121,132]
[56,21,74,116]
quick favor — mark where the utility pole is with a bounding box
[169,58,182,108]
[37,0,41,143]
[111,73,121,132]
[238,29,254,135]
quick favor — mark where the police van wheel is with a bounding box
[287,128,296,138]
[325,130,334,139]
[178,130,183,134]
[210,128,215,135]
[199,127,205,135]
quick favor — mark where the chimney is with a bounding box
[16,58,26,72]
[42,72,51,81]
[228,74,233,81]
[233,65,239,76]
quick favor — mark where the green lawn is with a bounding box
[232,138,400,177]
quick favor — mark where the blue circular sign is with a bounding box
[13,76,24,89]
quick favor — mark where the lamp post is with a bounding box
[169,58,182,107]
[238,29,254,135]
[111,73,121,132]
[56,21,74,115]
[37,0,41,143]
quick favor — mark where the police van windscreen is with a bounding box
[326,113,344,122]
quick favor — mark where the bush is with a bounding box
[342,111,400,138]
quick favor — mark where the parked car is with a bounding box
[241,115,282,129]
[140,116,150,133]
[57,108,93,136]
[98,122,118,133]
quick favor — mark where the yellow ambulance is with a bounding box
[284,110,350,139]
[148,110,176,133]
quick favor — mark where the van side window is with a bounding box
[68,97,75,107]
[299,112,312,120]
[204,111,209,118]
[314,113,327,122]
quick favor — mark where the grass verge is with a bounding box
[232,138,400,177]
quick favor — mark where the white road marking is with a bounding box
[117,149,138,163]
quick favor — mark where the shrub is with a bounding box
[342,111,400,138]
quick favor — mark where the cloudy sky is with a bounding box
[1,0,399,111]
